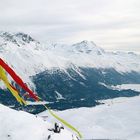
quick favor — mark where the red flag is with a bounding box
[0,58,39,101]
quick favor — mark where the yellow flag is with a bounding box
[0,66,26,105]
[43,104,82,138]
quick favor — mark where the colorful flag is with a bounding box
[0,58,39,101]
[0,66,26,105]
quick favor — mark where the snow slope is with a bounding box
[0,104,78,140]
[40,96,140,140]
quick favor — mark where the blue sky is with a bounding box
[0,0,140,51]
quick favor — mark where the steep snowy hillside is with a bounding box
[39,96,140,140]
[0,31,140,113]
[0,104,78,140]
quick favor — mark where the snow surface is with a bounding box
[111,84,140,92]
[55,91,65,100]
[1,32,140,90]
[40,96,140,140]
[99,83,140,92]
[0,104,78,140]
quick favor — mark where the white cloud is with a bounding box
[0,0,140,51]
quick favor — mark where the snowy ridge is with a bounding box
[0,31,39,47]
[0,31,140,88]
[0,104,78,140]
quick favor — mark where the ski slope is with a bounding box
[0,104,78,140]
[40,96,140,140]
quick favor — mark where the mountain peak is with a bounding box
[15,32,35,43]
[72,40,104,54]
[0,31,39,47]
[79,40,96,45]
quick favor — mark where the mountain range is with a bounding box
[0,31,140,113]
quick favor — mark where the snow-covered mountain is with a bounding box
[0,31,140,113]
[0,103,78,140]
[1,31,140,77]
